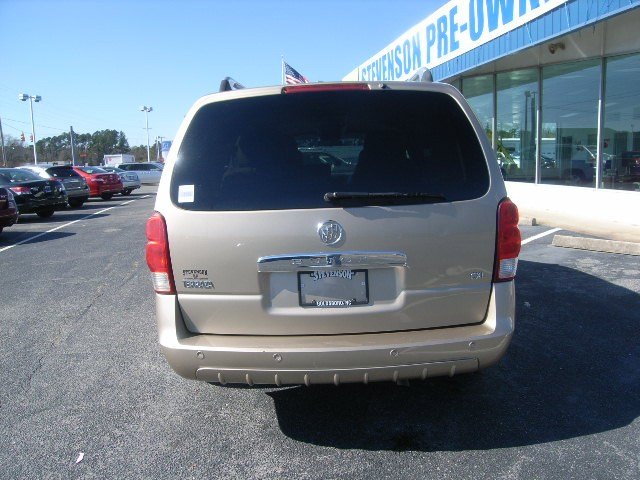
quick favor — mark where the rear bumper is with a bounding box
[100,184,123,194]
[90,184,123,196]
[15,196,68,213]
[156,282,515,386]
[66,188,90,200]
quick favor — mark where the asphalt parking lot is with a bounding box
[0,188,638,479]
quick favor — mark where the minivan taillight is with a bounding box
[146,212,175,294]
[494,198,521,282]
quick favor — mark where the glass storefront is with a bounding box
[461,53,638,193]
[540,59,600,188]
[462,75,494,143]
[496,69,538,183]
[602,53,640,191]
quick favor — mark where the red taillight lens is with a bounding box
[9,186,31,195]
[146,212,175,294]
[494,198,521,282]
[282,83,371,94]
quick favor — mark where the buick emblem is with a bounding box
[317,221,344,245]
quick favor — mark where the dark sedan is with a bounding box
[0,187,19,234]
[21,164,90,208]
[0,168,67,218]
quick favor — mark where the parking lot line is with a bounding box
[0,195,151,255]
[521,227,562,245]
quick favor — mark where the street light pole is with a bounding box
[0,116,6,166]
[140,105,153,163]
[19,93,42,164]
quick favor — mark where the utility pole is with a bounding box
[156,135,164,162]
[69,126,77,166]
[0,116,6,166]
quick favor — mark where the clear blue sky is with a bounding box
[1,0,440,148]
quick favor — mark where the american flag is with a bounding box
[284,61,309,85]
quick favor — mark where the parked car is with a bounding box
[73,166,123,200]
[0,168,67,217]
[0,187,19,235]
[147,78,520,386]
[20,164,90,208]
[101,166,141,195]
[115,162,163,185]
[618,151,640,180]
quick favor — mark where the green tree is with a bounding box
[116,131,130,153]
[87,129,130,164]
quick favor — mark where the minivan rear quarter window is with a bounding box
[170,90,489,211]
[46,166,81,178]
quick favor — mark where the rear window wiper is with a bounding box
[324,191,446,205]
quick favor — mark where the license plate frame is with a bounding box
[297,269,369,308]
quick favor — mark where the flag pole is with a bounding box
[281,56,285,85]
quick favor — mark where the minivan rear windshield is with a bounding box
[171,90,489,211]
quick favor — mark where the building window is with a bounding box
[496,69,538,183]
[447,78,461,91]
[602,53,640,192]
[462,75,494,144]
[540,59,601,188]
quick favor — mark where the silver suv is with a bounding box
[147,79,521,386]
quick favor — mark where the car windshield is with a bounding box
[170,90,488,211]
[0,168,42,182]
[79,166,108,174]
[104,167,124,172]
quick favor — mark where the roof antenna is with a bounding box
[408,67,433,82]
[219,77,245,92]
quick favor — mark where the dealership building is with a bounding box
[344,0,640,238]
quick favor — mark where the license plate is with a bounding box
[298,269,369,308]
[44,185,52,193]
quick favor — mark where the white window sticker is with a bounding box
[178,184,195,203]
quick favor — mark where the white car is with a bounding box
[115,162,163,185]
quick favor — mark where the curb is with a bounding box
[518,216,537,226]
[552,234,640,256]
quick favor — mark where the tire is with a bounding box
[68,198,85,209]
[100,193,114,200]
[121,189,132,196]
[36,208,55,218]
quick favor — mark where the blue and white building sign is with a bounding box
[161,141,172,161]
[344,0,566,81]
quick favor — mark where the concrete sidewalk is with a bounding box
[518,207,640,243]
[507,182,640,243]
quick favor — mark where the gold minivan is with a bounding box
[146,79,521,386]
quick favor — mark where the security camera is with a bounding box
[548,42,565,54]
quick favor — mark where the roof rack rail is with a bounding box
[219,77,245,92]
[408,67,433,83]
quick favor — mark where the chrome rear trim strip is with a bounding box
[257,251,407,272]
